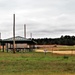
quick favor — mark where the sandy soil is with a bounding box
[35,49,75,54]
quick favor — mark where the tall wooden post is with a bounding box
[13,14,16,53]
[6,43,8,53]
[3,45,4,52]
[24,24,26,39]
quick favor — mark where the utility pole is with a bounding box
[30,33,32,39]
[13,14,16,53]
[24,24,26,38]
[0,33,1,39]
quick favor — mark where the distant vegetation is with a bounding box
[33,35,75,45]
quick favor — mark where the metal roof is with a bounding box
[3,36,29,41]
[2,36,36,44]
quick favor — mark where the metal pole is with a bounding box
[13,14,15,53]
[0,33,1,39]
[30,33,32,39]
[24,24,26,39]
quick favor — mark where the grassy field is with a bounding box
[37,45,75,51]
[0,51,75,75]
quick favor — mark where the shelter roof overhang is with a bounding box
[1,36,36,45]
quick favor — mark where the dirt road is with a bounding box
[35,49,75,54]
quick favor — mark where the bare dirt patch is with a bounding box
[35,45,75,54]
[35,49,75,54]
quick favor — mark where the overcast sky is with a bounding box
[0,0,75,39]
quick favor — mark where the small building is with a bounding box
[1,36,36,52]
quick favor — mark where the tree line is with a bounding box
[33,35,75,45]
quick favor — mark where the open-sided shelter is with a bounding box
[1,36,36,52]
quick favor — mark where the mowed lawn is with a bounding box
[0,52,75,75]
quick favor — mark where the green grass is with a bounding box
[0,52,75,75]
[57,45,75,51]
